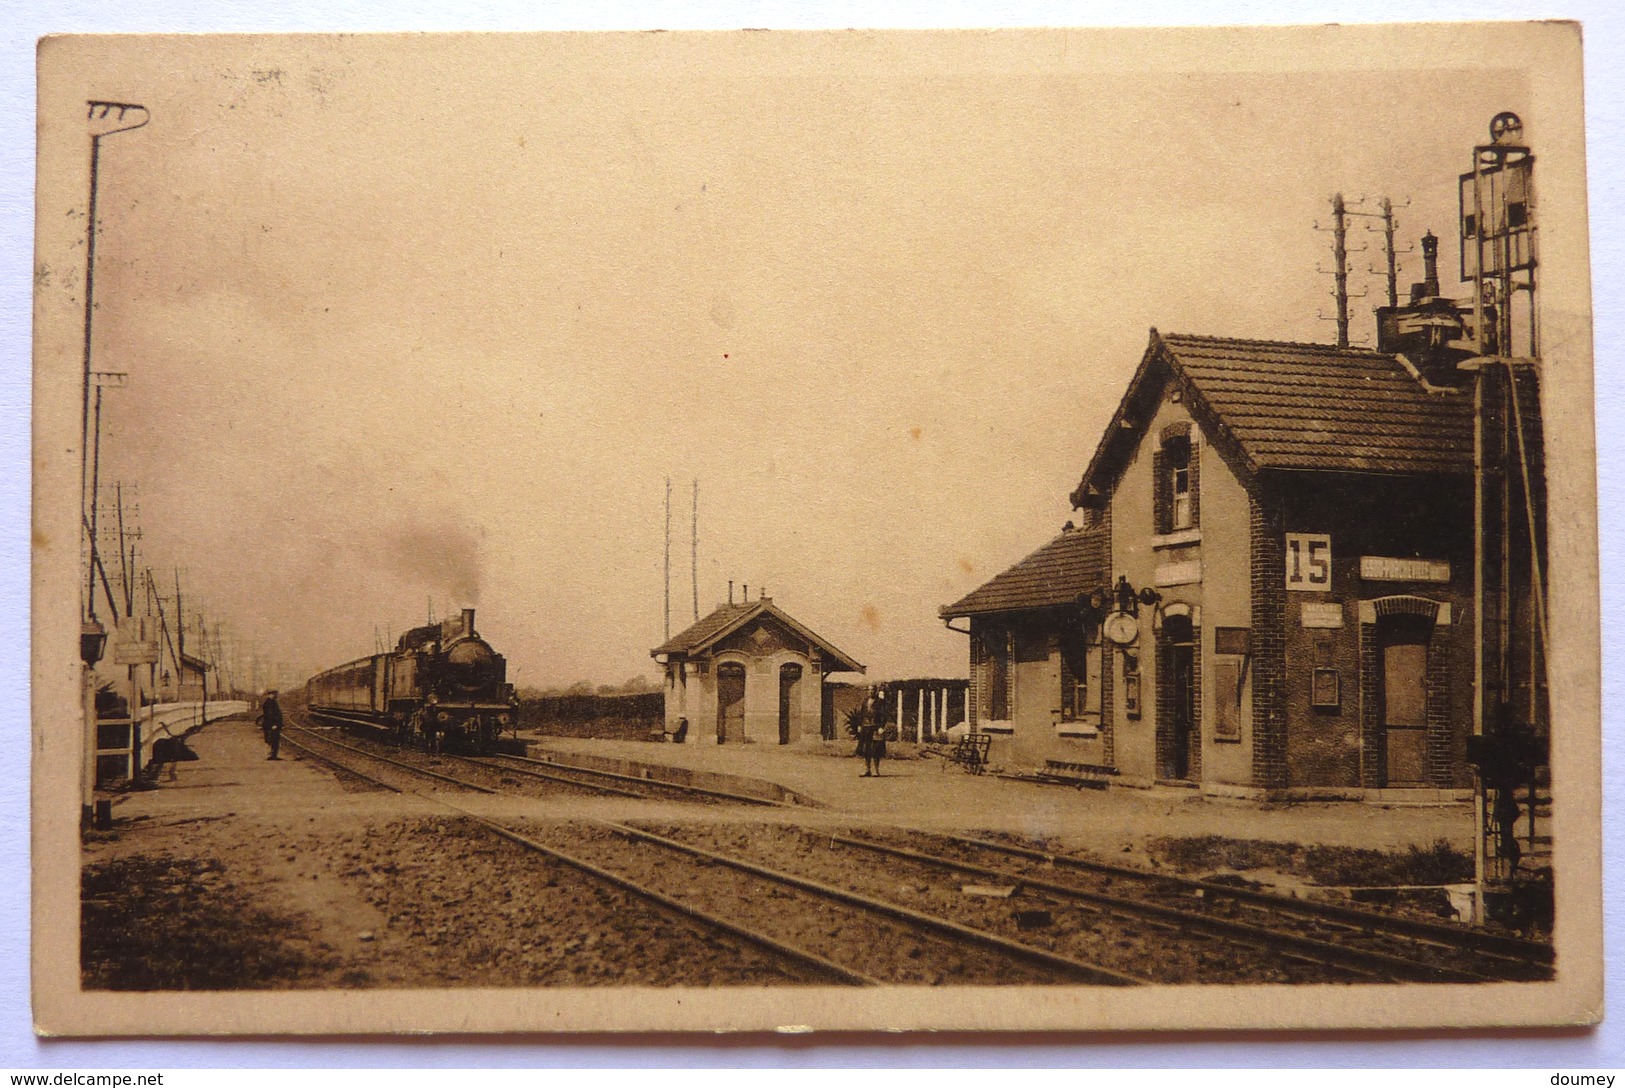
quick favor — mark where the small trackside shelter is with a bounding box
[652,597,864,745]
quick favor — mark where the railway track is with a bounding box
[282,728,854,984]
[297,712,777,807]
[283,722,1146,985]
[283,719,1548,986]
[915,829,1555,979]
[630,822,1553,985]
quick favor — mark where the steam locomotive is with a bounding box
[305,608,519,753]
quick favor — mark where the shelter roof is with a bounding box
[652,599,865,674]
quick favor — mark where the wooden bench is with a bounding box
[1030,759,1120,790]
[946,733,993,774]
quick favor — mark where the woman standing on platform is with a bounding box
[857,687,887,777]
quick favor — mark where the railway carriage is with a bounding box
[306,608,518,753]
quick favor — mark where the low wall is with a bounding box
[137,700,249,766]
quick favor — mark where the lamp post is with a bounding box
[80,100,147,828]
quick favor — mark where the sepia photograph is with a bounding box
[29,21,1602,1037]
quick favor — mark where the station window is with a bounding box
[1059,630,1087,721]
[1154,424,1199,534]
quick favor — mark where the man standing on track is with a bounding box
[258,690,284,761]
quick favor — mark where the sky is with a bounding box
[37,30,1540,690]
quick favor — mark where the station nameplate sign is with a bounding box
[1154,559,1202,587]
[1301,602,1344,629]
[1360,556,1450,583]
[112,638,161,665]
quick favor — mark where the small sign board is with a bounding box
[1360,555,1451,583]
[1154,559,1202,587]
[112,638,161,665]
[1311,667,1342,709]
[1214,627,1251,655]
[1301,602,1345,629]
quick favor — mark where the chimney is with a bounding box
[1421,231,1440,298]
[1380,229,1471,381]
[462,607,476,635]
[728,580,734,604]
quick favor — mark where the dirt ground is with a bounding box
[81,714,1480,989]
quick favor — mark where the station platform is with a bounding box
[97,715,1475,878]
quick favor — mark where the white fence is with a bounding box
[136,700,249,766]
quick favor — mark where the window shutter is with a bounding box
[1188,440,1201,528]
[969,631,983,725]
[1059,639,1076,720]
[1152,447,1169,534]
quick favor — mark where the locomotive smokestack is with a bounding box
[462,607,476,634]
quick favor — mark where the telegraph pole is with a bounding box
[80,102,147,825]
[691,478,699,622]
[1331,193,1349,347]
[1315,193,1367,347]
[664,476,672,641]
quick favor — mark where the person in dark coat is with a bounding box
[258,691,284,760]
[858,687,887,777]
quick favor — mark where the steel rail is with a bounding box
[282,731,874,986]
[304,710,751,806]
[492,752,785,807]
[830,833,1492,984]
[439,751,650,800]
[280,732,403,793]
[464,816,877,987]
[598,821,1147,986]
[941,832,1554,969]
[287,725,499,794]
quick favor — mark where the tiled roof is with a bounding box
[652,599,865,673]
[1163,334,1476,475]
[653,602,759,656]
[941,524,1109,618]
[1071,331,1477,507]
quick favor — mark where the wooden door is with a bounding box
[778,663,803,744]
[1170,644,1195,780]
[1380,618,1431,786]
[716,663,746,743]
[1159,614,1197,782]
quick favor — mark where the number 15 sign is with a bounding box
[1285,533,1332,591]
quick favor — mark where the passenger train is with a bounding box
[305,608,519,753]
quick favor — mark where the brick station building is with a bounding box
[943,296,1540,798]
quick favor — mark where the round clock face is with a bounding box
[1103,611,1139,647]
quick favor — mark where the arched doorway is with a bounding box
[716,662,746,743]
[1158,612,1197,782]
[1378,614,1432,786]
[778,663,804,744]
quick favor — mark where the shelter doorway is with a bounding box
[717,663,746,743]
[778,663,803,744]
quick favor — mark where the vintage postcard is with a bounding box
[32,23,1601,1035]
